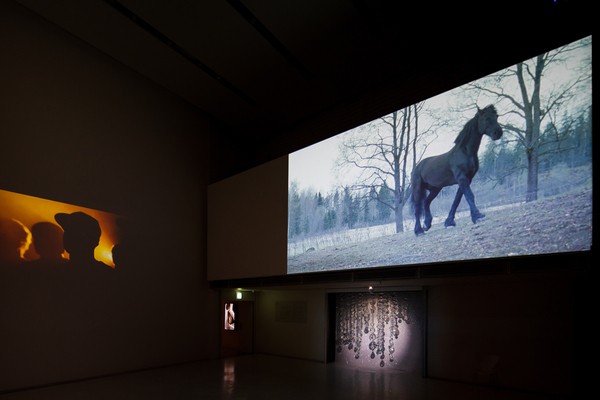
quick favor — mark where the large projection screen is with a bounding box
[288,35,592,275]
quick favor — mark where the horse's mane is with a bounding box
[453,105,496,147]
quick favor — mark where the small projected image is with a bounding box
[0,188,120,268]
[224,302,237,331]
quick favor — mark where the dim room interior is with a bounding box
[0,1,593,399]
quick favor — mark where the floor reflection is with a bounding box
[0,354,568,400]
[221,358,236,397]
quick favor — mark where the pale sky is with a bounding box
[288,134,347,195]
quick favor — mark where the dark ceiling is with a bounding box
[15,0,592,179]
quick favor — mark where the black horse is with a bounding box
[411,105,503,236]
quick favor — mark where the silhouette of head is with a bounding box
[0,217,32,263]
[30,221,65,261]
[54,212,101,260]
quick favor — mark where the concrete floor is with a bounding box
[0,354,562,400]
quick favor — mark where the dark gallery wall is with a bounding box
[0,1,218,391]
[208,156,288,280]
[254,289,327,362]
[426,274,581,395]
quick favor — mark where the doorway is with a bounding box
[221,301,254,357]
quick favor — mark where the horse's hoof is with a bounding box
[414,230,425,236]
[472,213,486,223]
[444,220,456,228]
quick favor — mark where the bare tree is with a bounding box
[336,102,427,233]
[465,36,591,202]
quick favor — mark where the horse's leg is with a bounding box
[463,185,485,223]
[456,175,485,224]
[423,187,441,231]
[413,184,426,236]
[414,201,425,236]
[444,187,463,227]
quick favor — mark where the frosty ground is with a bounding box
[287,188,592,274]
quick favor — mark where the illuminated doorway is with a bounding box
[221,301,254,357]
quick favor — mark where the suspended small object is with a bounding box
[334,292,409,369]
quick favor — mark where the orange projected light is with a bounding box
[0,189,120,267]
